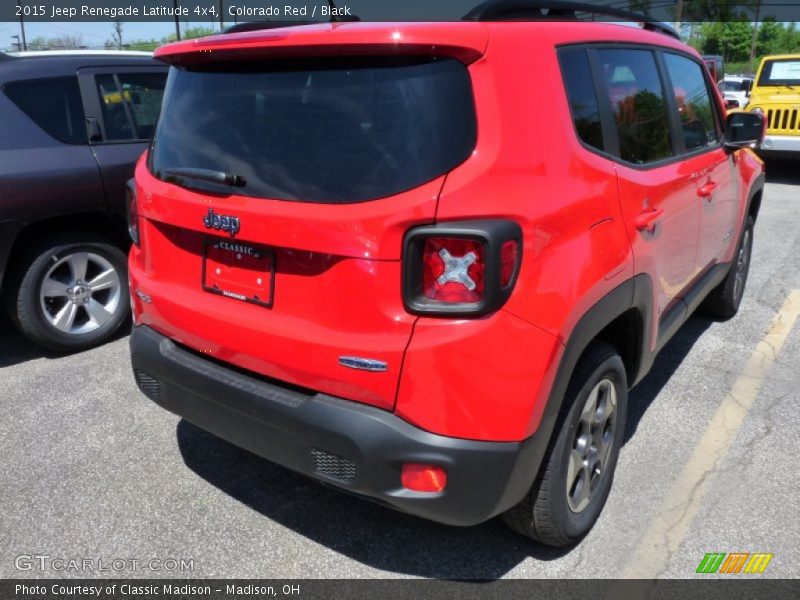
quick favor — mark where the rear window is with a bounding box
[149,57,477,203]
[3,76,86,144]
[758,59,800,86]
[719,79,750,92]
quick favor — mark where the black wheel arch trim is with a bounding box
[528,275,653,484]
[0,220,25,293]
[746,173,765,221]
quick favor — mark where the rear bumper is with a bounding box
[130,324,547,526]
[761,135,800,152]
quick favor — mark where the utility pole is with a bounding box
[16,0,27,51]
[12,34,21,52]
[173,0,181,40]
[749,0,762,74]
[674,0,684,32]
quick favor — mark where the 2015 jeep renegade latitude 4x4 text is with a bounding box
[129,3,766,545]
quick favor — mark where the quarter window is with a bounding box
[596,49,674,164]
[3,76,86,144]
[559,47,604,152]
[663,53,720,152]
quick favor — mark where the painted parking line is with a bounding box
[623,289,800,579]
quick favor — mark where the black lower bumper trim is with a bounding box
[130,325,548,526]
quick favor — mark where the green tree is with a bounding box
[698,21,754,62]
[681,0,752,21]
[777,22,800,54]
[755,19,784,57]
[163,26,215,43]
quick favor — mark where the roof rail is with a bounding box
[463,0,680,40]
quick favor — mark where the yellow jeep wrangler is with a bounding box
[748,54,800,156]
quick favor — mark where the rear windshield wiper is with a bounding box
[159,167,246,188]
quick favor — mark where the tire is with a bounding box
[701,215,754,320]
[503,341,628,546]
[5,232,130,352]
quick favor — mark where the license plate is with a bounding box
[202,240,274,308]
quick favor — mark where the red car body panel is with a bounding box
[131,21,765,447]
[131,164,443,410]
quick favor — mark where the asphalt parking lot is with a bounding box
[2,162,799,580]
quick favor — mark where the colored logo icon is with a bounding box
[696,552,773,574]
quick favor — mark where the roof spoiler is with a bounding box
[463,0,680,40]
[155,23,488,66]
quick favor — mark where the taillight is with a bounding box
[403,220,522,317]
[125,178,139,247]
[422,238,485,303]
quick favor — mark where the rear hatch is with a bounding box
[134,24,484,410]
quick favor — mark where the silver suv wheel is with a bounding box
[39,251,122,335]
[567,378,618,513]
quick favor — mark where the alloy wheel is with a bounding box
[733,228,752,303]
[38,251,122,335]
[567,378,618,513]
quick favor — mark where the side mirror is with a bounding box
[725,98,740,109]
[724,112,764,150]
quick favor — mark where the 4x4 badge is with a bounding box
[203,208,240,238]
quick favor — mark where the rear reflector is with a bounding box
[401,463,447,493]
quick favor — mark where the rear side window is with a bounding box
[719,79,750,92]
[596,49,673,164]
[96,75,131,141]
[663,53,720,152]
[96,72,166,141]
[119,72,166,139]
[3,76,86,144]
[150,57,477,203]
[559,47,604,152]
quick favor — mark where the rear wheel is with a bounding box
[6,233,130,352]
[701,215,754,320]
[503,341,627,546]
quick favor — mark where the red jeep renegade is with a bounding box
[129,2,766,545]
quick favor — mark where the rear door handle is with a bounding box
[698,180,719,199]
[634,207,664,232]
